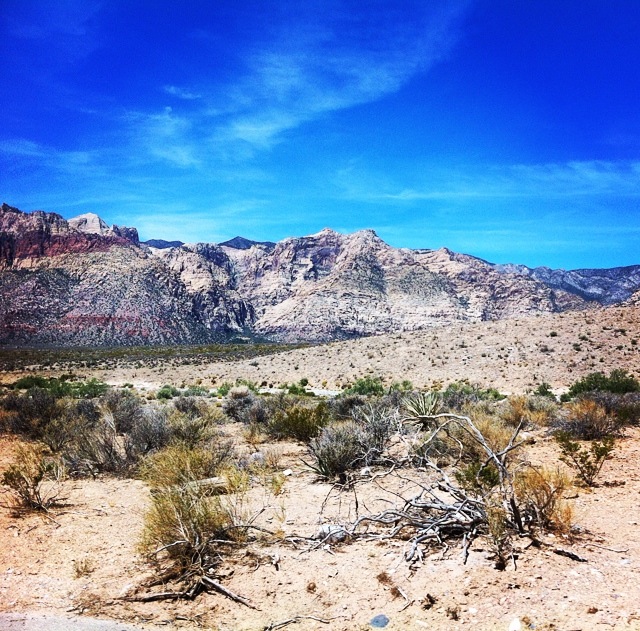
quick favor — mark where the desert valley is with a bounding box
[1,205,640,630]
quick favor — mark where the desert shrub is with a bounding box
[140,487,237,578]
[389,379,414,392]
[578,392,640,427]
[0,388,62,439]
[222,387,268,424]
[564,369,640,401]
[125,407,171,460]
[216,381,233,397]
[498,395,558,429]
[344,376,385,397]
[560,399,620,440]
[534,382,556,399]
[555,431,615,486]
[141,442,234,490]
[283,380,314,396]
[41,399,100,453]
[172,396,202,418]
[306,421,364,479]
[11,376,107,399]
[157,384,181,400]
[413,408,514,469]
[525,395,560,426]
[183,385,210,397]
[1,444,66,512]
[328,394,366,420]
[0,409,19,432]
[64,413,127,475]
[440,380,504,412]
[73,378,109,399]
[267,402,330,442]
[455,461,501,494]
[217,379,258,397]
[101,389,144,434]
[353,404,395,464]
[168,409,217,449]
[515,466,573,534]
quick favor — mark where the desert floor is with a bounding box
[1,306,640,630]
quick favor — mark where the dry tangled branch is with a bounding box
[347,411,531,567]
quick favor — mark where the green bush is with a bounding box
[564,369,640,400]
[555,431,615,486]
[344,376,385,397]
[534,382,556,399]
[440,380,504,411]
[157,384,181,400]
[267,402,330,442]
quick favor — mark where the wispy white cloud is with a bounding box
[163,85,202,101]
[126,107,201,168]
[337,160,640,203]
[209,2,467,150]
[0,138,95,171]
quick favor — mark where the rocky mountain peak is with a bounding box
[68,212,110,235]
[2,203,640,346]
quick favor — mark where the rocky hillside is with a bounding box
[495,262,640,304]
[0,203,638,347]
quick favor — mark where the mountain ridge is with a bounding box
[1,203,638,347]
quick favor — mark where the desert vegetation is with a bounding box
[2,365,639,629]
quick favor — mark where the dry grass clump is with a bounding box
[499,395,559,428]
[1,443,66,512]
[266,401,330,442]
[140,443,234,490]
[515,466,574,534]
[562,399,619,440]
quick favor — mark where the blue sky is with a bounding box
[1,1,640,270]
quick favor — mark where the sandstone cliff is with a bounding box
[1,203,636,347]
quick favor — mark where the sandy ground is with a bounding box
[2,422,640,631]
[3,306,634,397]
[1,306,640,630]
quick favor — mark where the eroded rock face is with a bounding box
[223,229,587,342]
[2,203,637,347]
[0,205,249,345]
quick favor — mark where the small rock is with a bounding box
[282,468,293,476]
[370,614,390,628]
[588,607,599,614]
[315,524,348,543]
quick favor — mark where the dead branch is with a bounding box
[201,575,259,609]
[552,547,588,562]
[264,615,340,630]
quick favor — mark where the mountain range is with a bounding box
[1,203,639,347]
